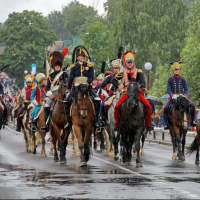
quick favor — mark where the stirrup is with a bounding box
[41,125,49,131]
[64,121,71,129]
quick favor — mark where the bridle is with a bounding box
[77,92,89,119]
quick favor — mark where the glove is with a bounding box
[46,91,54,100]
[108,91,114,96]
[172,94,177,100]
[32,100,38,106]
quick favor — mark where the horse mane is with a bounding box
[174,95,189,112]
[74,84,89,106]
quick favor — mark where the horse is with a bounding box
[168,95,192,161]
[5,101,11,125]
[71,83,95,167]
[185,121,200,165]
[119,77,145,167]
[49,79,71,163]
[24,105,42,153]
[107,90,121,160]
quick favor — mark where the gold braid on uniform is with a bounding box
[87,62,94,67]
[115,71,124,81]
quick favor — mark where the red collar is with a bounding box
[173,74,180,78]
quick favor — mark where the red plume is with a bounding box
[62,48,68,56]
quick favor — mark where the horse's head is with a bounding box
[127,77,139,108]
[58,77,68,98]
[75,83,90,119]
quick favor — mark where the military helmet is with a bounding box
[111,59,121,68]
[97,73,104,80]
[35,73,47,83]
[26,76,33,83]
[170,61,182,70]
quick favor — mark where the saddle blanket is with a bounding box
[104,95,116,107]
[33,102,45,120]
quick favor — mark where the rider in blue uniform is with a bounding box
[41,48,69,131]
[0,82,8,125]
[64,45,102,129]
[163,61,196,130]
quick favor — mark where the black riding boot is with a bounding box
[191,113,196,127]
[94,100,102,128]
[41,107,50,132]
[64,101,72,129]
[16,117,23,132]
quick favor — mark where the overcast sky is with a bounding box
[0,0,107,23]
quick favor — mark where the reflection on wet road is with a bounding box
[0,126,200,199]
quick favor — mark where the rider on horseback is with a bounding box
[0,82,8,125]
[99,59,121,125]
[112,51,154,131]
[30,73,47,131]
[41,48,69,132]
[163,61,196,130]
[64,45,102,129]
[16,76,34,132]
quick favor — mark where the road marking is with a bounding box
[5,126,24,136]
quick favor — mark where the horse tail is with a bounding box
[185,137,198,156]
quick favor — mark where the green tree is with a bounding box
[181,2,200,105]
[64,1,98,38]
[45,10,68,40]
[0,10,58,88]
[80,21,111,73]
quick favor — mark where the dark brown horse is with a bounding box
[71,83,95,166]
[169,95,192,161]
[186,122,200,165]
[49,79,71,163]
[119,78,145,167]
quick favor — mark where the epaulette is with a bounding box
[137,69,143,73]
[115,70,124,81]
[87,62,94,67]
[70,64,75,68]
[62,70,67,73]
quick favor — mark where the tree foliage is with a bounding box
[0,10,58,88]
[181,2,200,105]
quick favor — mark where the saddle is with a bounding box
[104,95,116,107]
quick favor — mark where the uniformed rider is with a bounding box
[0,82,8,125]
[163,61,196,130]
[64,45,102,128]
[16,76,34,132]
[41,48,69,131]
[111,51,154,131]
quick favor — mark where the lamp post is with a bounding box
[144,62,152,93]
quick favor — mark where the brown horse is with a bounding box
[49,79,71,163]
[186,121,200,165]
[71,83,95,166]
[169,95,192,161]
[26,102,47,156]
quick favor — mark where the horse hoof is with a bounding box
[94,147,97,151]
[178,156,185,161]
[54,159,59,162]
[125,162,131,166]
[114,156,119,161]
[33,150,36,154]
[172,156,177,160]
[50,152,54,156]
[140,152,144,156]
[60,159,66,164]
[195,160,199,165]
[136,163,143,168]
[80,162,87,167]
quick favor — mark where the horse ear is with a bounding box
[128,73,131,81]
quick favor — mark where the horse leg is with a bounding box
[71,130,76,155]
[181,136,186,161]
[73,125,85,165]
[113,130,120,161]
[140,133,145,156]
[49,135,54,156]
[175,131,184,161]
[195,146,199,165]
[93,129,97,150]
[32,131,36,154]
[41,135,47,157]
[99,128,105,150]
[135,131,143,168]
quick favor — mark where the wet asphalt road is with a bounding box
[0,125,200,199]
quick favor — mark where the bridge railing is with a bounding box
[151,127,196,141]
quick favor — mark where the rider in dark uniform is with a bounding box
[64,45,102,128]
[163,61,196,129]
[41,48,69,131]
[0,82,8,124]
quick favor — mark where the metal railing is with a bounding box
[152,127,196,141]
